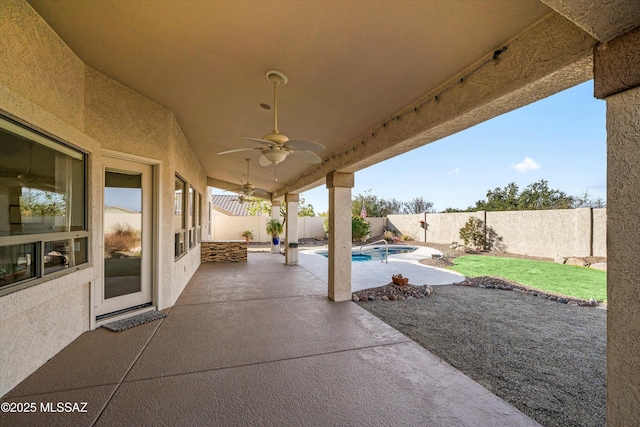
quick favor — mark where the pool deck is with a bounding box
[1,252,538,426]
[299,245,465,292]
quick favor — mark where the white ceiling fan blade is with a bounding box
[258,154,273,167]
[243,137,276,148]
[284,140,326,151]
[290,150,322,164]
[253,188,268,196]
[217,148,261,155]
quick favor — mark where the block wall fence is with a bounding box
[387,208,606,258]
[210,208,605,258]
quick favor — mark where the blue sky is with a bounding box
[302,80,606,214]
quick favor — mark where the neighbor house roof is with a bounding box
[211,194,251,216]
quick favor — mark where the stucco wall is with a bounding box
[388,209,606,258]
[486,208,593,257]
[606,85,640,425]
[387,214,424,241]
[0,0,207,396]
[210,215,385,242]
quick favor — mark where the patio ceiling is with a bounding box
[26,0,553,196]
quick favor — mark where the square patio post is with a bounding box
[270,200,282,254]
[594,25,640,426]
[285,193,299,265]
[326,171,354,301]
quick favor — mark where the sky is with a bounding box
[300,80,606,214]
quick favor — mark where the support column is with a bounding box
[270,200,281,254]
[285,193,299,265]
[594,26,640,427]
[326,171,354,301]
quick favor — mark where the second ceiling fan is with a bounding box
[218,70,325,166]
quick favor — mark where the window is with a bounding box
[174,175,186,259]
[197,192,202,244]
[188,186,196,249]
[0,116,88,295]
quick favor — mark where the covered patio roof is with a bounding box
[24,0,613,198]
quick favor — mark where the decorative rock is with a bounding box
[554,255,566,264]
[486,285,495,289]
[397,296,405,301]
[405,295,414,300]
[412,293,420,299]
[567,300,579,306]
[496,285,504,290]
[367,296,375,301]
[425,287,433,296]
[530,291,538,296]
[538,293,549,299]
[389,294,397,301]
[478,284,486,288]
[503,286,513,291]
[589,298,598,307]
[548,296,558,301]
[590,262,607,271]
[359,296,368,302]
[579,301,592,307]
[565,257,588,267]
[381,296,389,301]
[352,296,359,302]
[557,298,568,304]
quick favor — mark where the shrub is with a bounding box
[458,217,502,250]
[382,230,395,242]
[400,234,411,241]
[351,216,371,242]
[104,223,140,256]
[459,217,486,248]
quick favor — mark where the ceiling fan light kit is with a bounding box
[216,69,325,168]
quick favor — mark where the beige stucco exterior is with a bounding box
[1,0,640,424]
[0,0,207,396]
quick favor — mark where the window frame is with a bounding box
[0,115,89,297]
[174,174,187,260]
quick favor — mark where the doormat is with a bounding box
[103,311,166,332]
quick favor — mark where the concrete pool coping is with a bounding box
[299,245,465,292]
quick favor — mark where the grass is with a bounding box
[448,255,607,302]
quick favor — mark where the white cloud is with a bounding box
[511,157,540,173]
[448,167,460,175]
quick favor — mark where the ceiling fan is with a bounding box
[217,70,325,166]
[227,158,268,197]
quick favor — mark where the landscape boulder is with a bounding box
[590,262,607,271]
[565,257,588,267]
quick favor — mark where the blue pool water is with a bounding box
[316,246,418,262]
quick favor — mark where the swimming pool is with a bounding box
[314,245,419,262]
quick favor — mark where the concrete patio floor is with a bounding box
[1,253,540,426]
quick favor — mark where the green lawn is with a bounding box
[449,255,607,302]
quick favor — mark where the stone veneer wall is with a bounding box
[201,241,247,263]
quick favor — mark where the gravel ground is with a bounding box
[356,284,606,427]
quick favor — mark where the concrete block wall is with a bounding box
[388,209,606,258]
[210,215,386,242]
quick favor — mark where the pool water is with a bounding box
[316,246,418,262]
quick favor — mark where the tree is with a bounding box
[475,182,520,211]
[351,191,404,217]
[245,197,272,216]
[572,190,606,208]
[351,216,371,241]
[473,180,574,211]
[20,189,66,217]
[244,195,315,217]
[517,180,573,210]
[297,197,315,217]
[403,197,434,214]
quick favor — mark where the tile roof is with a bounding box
[211,194,251,216]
